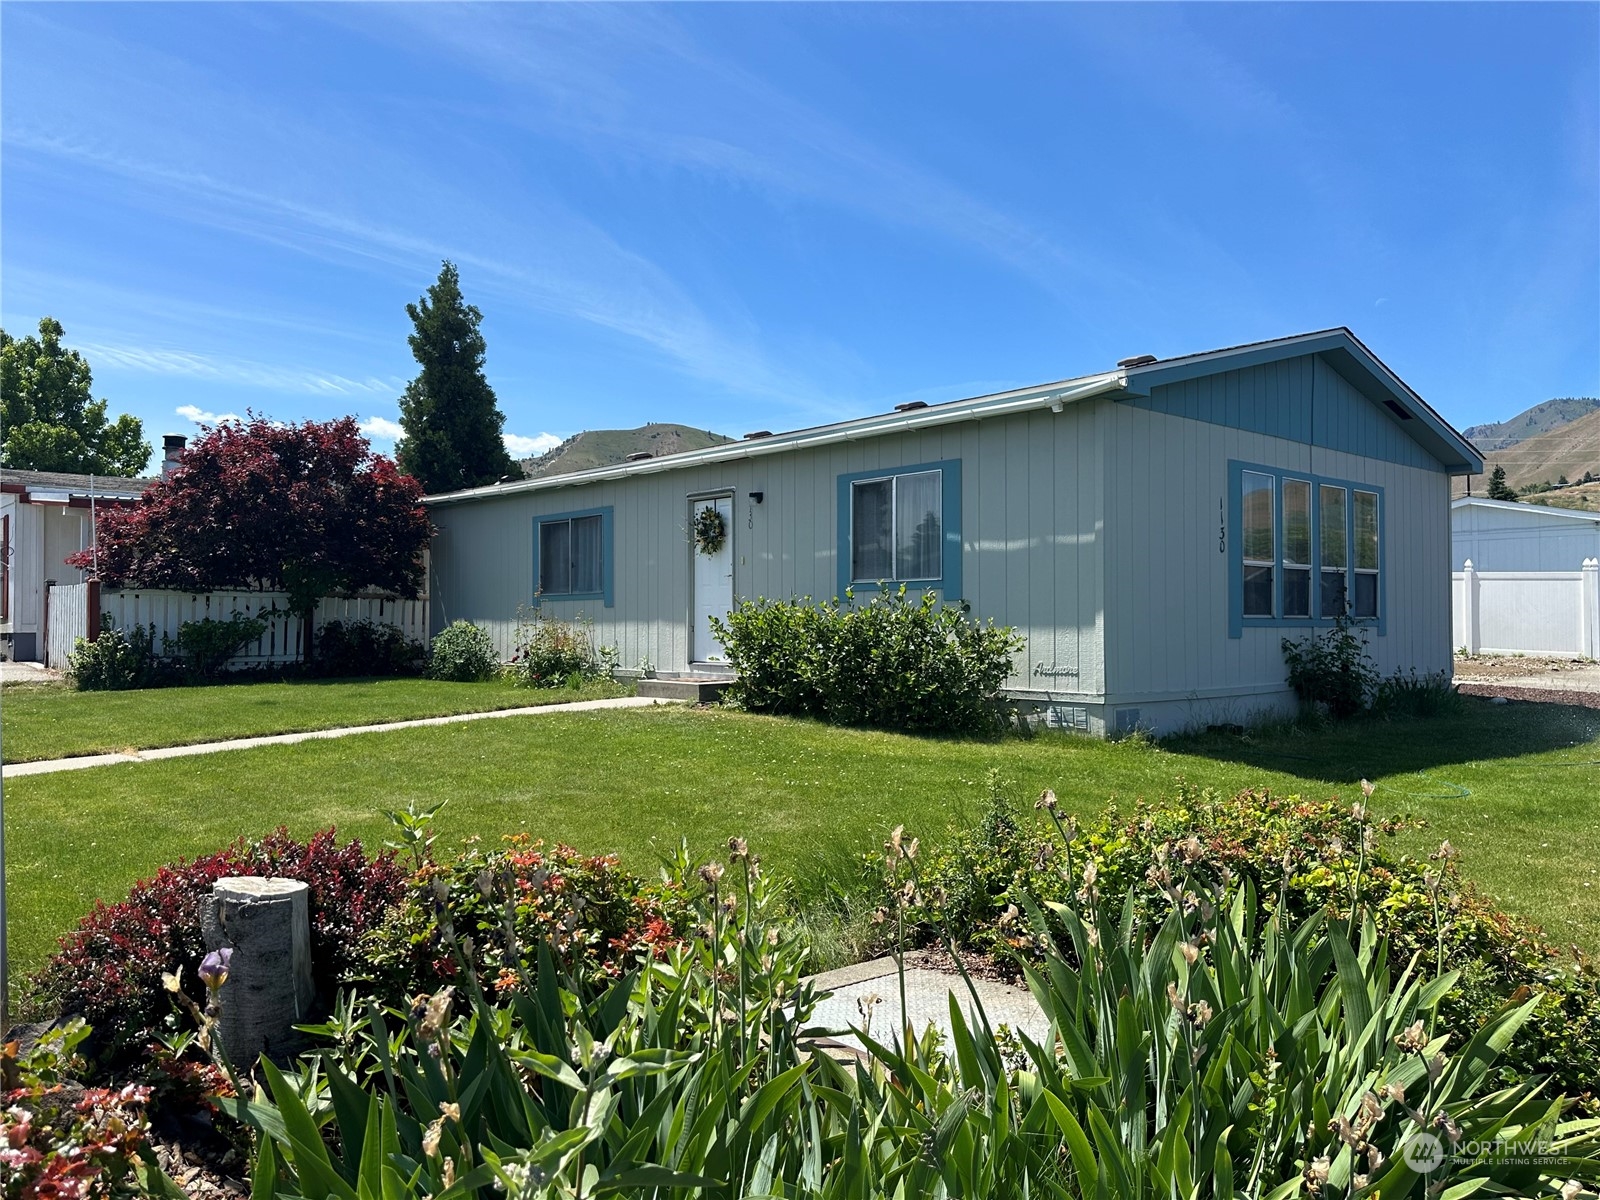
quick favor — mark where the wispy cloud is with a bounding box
[355,5,1140,302]
[79,341,400,397]
[9,125,817,408]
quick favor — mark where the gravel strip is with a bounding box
[1457,683,1600,710]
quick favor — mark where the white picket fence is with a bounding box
[1452,559,1600,657]
[49,587,429,670]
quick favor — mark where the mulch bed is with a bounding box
[1457,683,1600,710]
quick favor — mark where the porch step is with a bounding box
[636,676,734,703]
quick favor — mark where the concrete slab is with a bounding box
[1,661,61,684]
[2,695,673,778]
[805,953,1050,1055]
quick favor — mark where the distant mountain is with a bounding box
[521,423,734,479]
[1462,397,1599,452]
[1457,407,1600,502]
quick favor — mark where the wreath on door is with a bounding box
[693,505,727,555]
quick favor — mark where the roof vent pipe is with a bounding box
[161,434,187,477]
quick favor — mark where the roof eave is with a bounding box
[1118,328,1484,476]
[425,371,1127,506]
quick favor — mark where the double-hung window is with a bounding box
[837,460,962,598]
[1230,463,1381,634]
[535,508,612,604]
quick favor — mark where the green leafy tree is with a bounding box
[0,317,151,476]
[1486,463,1518,501]
[396,262,517,494]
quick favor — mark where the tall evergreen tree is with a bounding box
[1486,464,1518,502]
[396,261,517,493]
[1,317,151,476]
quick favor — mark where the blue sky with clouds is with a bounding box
[3,3,1596,471]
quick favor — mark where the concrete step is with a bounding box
[636,676,734,703]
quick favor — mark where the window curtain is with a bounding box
[895,471,942,580]
[572,515,602,594]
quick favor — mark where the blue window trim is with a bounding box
[532,506,614,608]
[1227,461,1383,639]
[836,459,963,601]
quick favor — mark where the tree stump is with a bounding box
[200,877,315,1064]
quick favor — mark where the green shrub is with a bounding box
[316,618,426,677]
[224,836,1598,1198]
[360,834,688,1001]
[1282,613,1380,719]
[501,606,614,688]
[906,781,1600,1114]
[424,619,498,681]
[66,616,160,690]
[713,587,1023,734]
[162,610,270,681]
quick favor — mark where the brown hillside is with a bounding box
[521,423,733,479]
[1455,408,1600,498]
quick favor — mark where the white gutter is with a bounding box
[428,370,1126,507]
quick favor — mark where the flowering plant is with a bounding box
[0,1022,165,1198]
[360,835,688,1000]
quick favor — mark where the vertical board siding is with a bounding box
[1102,402,1452,717]
[1130,354,1438,472]
[429,405,1109,694]
[1451,503,1600,571]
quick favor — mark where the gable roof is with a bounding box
[427,327,1480,506]
[1117,328,1482,474]
[1452,496,1600,526]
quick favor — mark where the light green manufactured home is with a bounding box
[425,328,1482,736]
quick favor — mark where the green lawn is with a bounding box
[5,698,1597,979]
[0,677,632,763]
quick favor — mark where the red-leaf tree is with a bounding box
[69,415,432,659]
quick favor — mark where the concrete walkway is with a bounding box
[2,695,671,779]
[804,951,1050,1055]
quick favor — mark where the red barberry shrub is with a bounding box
[26,828,405,1069]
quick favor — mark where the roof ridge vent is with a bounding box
[894,401,929,413]
[1117,354,1159,368]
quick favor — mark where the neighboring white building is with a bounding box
[1451,496,1600,572]
[1,467,158,662]
[426,329,1482,736]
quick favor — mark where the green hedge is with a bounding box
[711,587,1023,734]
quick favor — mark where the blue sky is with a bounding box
[4,3,1596,471]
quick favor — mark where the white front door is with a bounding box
[690,495,734,664]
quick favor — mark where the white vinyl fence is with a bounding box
[1452,559,1600,658]
[48,587,429,670]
